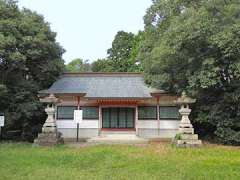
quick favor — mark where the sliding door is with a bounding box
[102,107,135,128]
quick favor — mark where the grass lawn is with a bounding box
[0,142,239,180]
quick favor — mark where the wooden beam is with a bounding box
[97,99,139,106]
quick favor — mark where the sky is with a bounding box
[18,0,152,64]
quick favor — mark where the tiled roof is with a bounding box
[39,73,165,99]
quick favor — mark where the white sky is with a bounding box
[18,0,152,64]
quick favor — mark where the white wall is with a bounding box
[56,120,99,129]
[137,120,180,129]
[57,119,180,130]
[159,120,180,129]
[55,99,99,129]
[137,120,158,129]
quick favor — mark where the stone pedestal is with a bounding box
[174,133,202,148]
[34,106,63,146]
[173,93,202,148]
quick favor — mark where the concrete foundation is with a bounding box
[138,128,178,138]
[58,128,99,138]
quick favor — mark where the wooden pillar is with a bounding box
[77,96,80,110]
[157,97,160,136]
[76,96,81,142]
[98,103,102,136]
[135,106,138,136]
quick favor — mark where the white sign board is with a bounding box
[0,115,4,127]
[74,110,83,124]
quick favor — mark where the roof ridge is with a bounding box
[62,72,143,77]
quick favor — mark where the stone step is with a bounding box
[34,141,59,146]
[38,132,61,139]
[180,134,198,140]
[177,139,202,144]
[100,134,138,138]
[101,130,136,135]
[176,139,202,147]
[176,140,202,148]
[38,133,59,138]
[87,135,148,144]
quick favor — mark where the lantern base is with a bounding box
[34,131,64,146]
[173,133,202,148]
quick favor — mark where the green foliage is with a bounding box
[93,31,144,72]
[140,0,240,145]
[91,58,112,72]
[66,58,91,72]
[0,0,64,141]
[175,133,182,140]
[107,31,135,63]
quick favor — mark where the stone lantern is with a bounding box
[34,94,63,146]
[173,92,202,147]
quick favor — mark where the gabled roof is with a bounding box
[39,73,165,99]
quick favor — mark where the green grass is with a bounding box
[0,143,239,180]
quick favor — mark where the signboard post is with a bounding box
[0,112,4,140]
[74,110,83,142]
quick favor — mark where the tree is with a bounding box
[139,0,240,145]
[91,58,112,72]
[0,0,65,141]
[107,31,135,72]
[91,30,145,73]
[66,58,91,72]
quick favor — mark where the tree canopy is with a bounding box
[139,0,240,145]
[66,58,91,72]
[0,0,65,141]
[92,31,143,72]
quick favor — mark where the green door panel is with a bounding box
[119,108,126,128]
[102,107,134,128]
[102,108,110,128]
[110,108,118,128]
[126,108,134,128]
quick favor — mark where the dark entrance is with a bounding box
[102,107,135,128]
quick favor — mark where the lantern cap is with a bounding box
[174,91,196,105]
[39,94,60,104]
